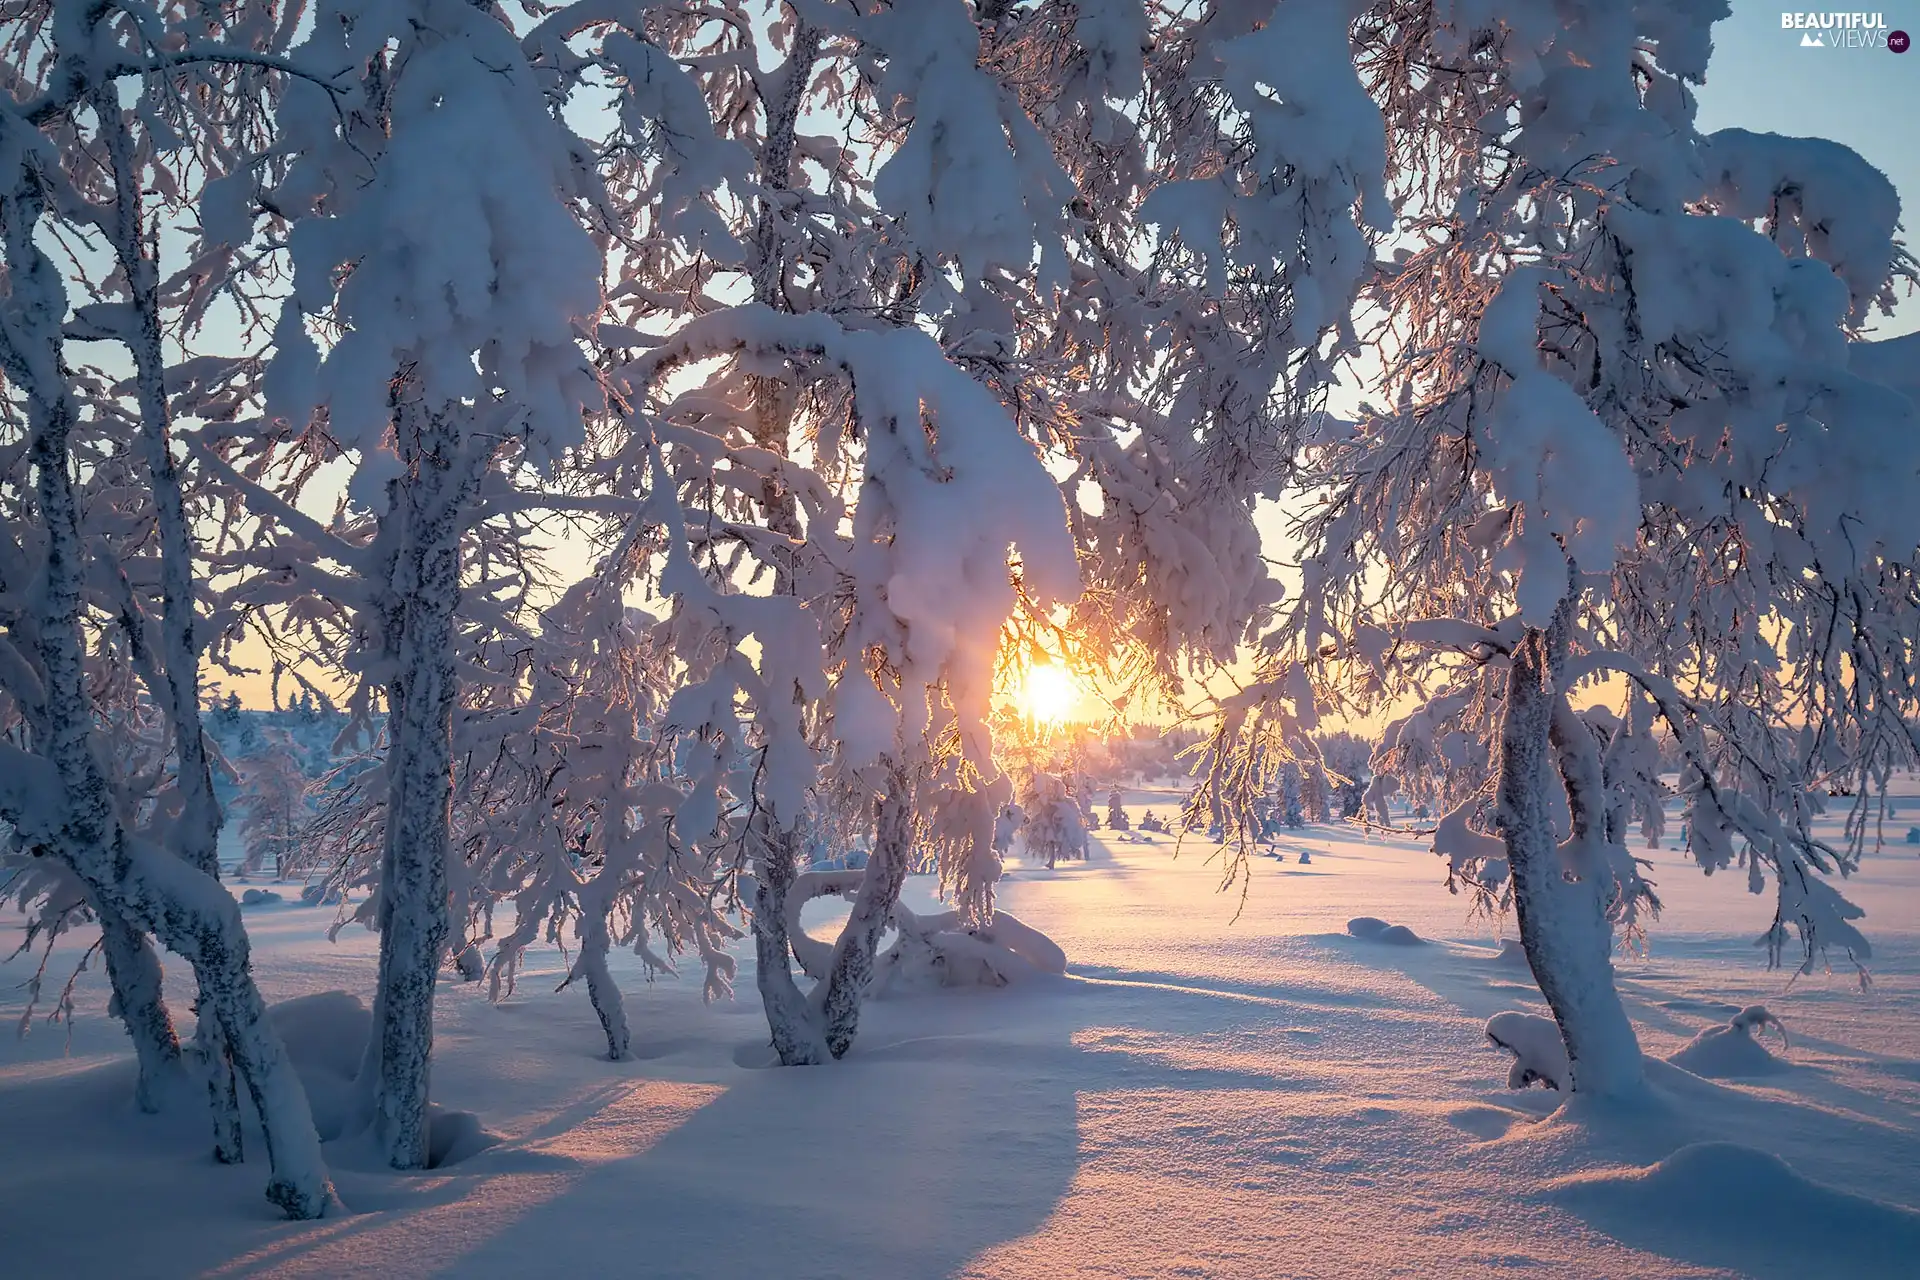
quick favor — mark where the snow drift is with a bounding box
[1546,1141,1920,1278]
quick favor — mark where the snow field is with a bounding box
[5,785,1918,1278]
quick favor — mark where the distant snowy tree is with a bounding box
[236,731,310,880]
[1020,772,1090,869]
[1300,760,1332,826]
[1070,771,1098,829]
[1280,763,1304,829]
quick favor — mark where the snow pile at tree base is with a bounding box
[787,870,1067,993]
[1492,937,1530,966]
[266,992,371,1142]
[1486,1010,1570,1090]
[879,906,1068,992]
[1346,916,1424,945]
[267,992,497,1167]
[1666,1005,1789,1078]
[1545,1141,1920,1277]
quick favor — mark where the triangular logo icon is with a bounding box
[1800,31,1825,46]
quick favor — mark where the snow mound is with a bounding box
[240,888,283,906]
[453,943,484,982]
[265,992,496,1165]
[787,868,1067,993]
[269,990,370,1082]
[1346,916,1424,945]
[1492,938,1530,966]
[1486,1011,1569,1091]
[1547,1142,1920,1276]
[879,905,1069,992]
[268,991,370,1142]
[1667,1006,1789,1079]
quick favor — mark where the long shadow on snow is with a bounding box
[1,943,1329,1279]
[1067,960,1413,1015]
[0,983,1084,1280]
[430,966,1344,1278]
[394,984,1087,1278]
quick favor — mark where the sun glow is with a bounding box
[1020,662,1080,726]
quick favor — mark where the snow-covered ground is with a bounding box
[4,787,1918,1278]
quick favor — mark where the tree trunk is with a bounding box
[1497,617,1645,1098]
[574,874,631,1061]
[87,81,250,1150]
[371,404,465,1170]
[754,827,832,1065]
[97,901,183,1113]
[2,157,338,1218]
[157,886,343,1217]
[197,1008,245,1163]
[97,844,339,1216]
[742,23,829,1066]
[817,763,914,1060]
[353,471,413,1121]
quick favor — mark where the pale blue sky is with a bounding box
[1696,2,1920,336]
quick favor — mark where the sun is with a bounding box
[1020,662,1080,726]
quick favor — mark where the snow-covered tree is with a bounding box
[227,0,610,1168]
[235,730,310,879]
[1243,0,1920,1097]
[1018,772,1090,869]
[1280,762,1304,829]
[439,581,743,1065]
[503,0,1393,1064]
[1300,758,1332,825]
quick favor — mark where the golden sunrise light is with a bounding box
[1020,662,1080,726]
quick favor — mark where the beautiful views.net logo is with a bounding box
[1780,12,1906,50]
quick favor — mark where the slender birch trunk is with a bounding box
[88,83,246,1161]
[25,373,338,1214]
[569,805,633,1061]
[96,901,183,1113]
[754,825,831,1065]
[353,469,411,1117]
[574,891,631,1061]
[1498,604,1645,1098]
[1,136,337,1218]
[742,23,833,1066]
[817,762,915,1060]
[370,401,468,1170]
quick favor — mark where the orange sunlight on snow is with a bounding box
[211,1080,725,1279]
